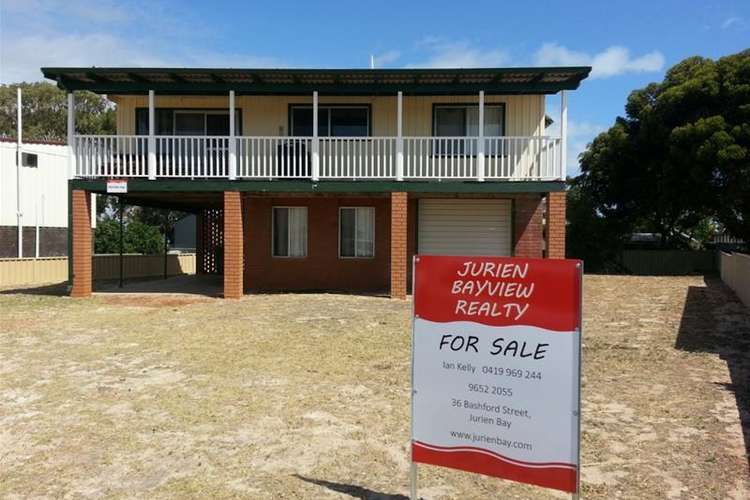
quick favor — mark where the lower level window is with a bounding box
[340,207,375,258]
[273,207,307,257]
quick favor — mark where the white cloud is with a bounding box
[721,16,744,29]
[0,32,285,83]
[372,50,401,68]
[565,121,607,176]
[1,34,168,82]
[0,0,282,83]
[409,38,509,68]
[534,43,665,78]
[544,101,606,176]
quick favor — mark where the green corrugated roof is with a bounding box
[41,66,591,95]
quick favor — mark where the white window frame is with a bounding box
[271,206,308,258]
[338,206,376,259]
[432,103,505,137]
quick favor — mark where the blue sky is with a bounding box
[1,0,748,174]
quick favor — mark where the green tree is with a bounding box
[571,49,750,258]
[95,219,164,255]
[0,82,115,141]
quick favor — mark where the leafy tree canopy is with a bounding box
[0,82,115,141]
[572,49,750,261]
[95,219,164,255]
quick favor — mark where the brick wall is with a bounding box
[70,189,92,297]
[546,191,567,259]
[244,196,393,292]
[223,192,244,299]
[390,192,408,299]
[0,226,68,258]
[514,194,544,258]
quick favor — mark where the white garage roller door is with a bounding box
[418,199,512,256]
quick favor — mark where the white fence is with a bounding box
[720,252,750,308]
[74,135,563,181]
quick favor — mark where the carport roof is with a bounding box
[41,66,591,95]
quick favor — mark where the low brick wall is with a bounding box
[0,226,68,258]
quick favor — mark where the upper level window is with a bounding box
[290,106,369,137]
[433,104,505,137]
[135,109,242,135]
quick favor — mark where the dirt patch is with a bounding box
[0,276,748,499]
[100,294,214,308]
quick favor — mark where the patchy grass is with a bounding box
[0,276,748,499]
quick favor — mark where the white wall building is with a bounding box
[0,138,94,257]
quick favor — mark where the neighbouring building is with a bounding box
[41,66,590,298]
[0,138,95,258]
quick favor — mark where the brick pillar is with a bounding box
[70,189,92,297]
[546,191,567,259]
[223,192,244,299]
[514,195,544,258]
[390,192,408,299]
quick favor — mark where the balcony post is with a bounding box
[396,91,403,181]
[67,92,75,180]
[228,90,237,180]
[560,90,568,180]
[148,90,156,180]
[311,91,320,181]
[477,90,485,182]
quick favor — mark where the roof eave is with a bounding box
[41,66,591,96]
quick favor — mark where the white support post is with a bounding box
[228,90,237,180]
[17,88,23,258]
[311,91,320,181]
[560,90,568,180]
[477,90,485,182]
[67,92,75,180]
[396,91,404,181]
[37,195,45,258]
[148,90,156,180]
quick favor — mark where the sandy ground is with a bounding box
[0,275,748,499]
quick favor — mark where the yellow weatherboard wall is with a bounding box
[110,94,547,137]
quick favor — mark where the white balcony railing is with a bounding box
[73,135,563,181]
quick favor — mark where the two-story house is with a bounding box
[41,66,590,299]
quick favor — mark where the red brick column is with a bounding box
[390,192,408,299]
[546,191,567,259]
[70,189,92,297]
[514,195,544,258]
[223,192,244,299]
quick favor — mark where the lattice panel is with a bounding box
[197,208,224,275]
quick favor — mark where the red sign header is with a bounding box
[414,256,582,332]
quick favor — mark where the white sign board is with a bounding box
[106,180,128,194]
[411,255,582,493]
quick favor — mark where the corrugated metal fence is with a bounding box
[0,254,196,288]
[719,252,750,308]
[620,250,717,275]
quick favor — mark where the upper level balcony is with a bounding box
[42,66,591,183]
[72,134,563,181]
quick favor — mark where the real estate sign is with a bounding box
[411,255,582,493]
